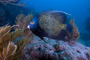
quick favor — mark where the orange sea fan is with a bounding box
[0,25,30,60]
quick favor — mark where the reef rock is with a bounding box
[21,35,90,60]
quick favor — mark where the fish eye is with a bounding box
[30,21,34,24]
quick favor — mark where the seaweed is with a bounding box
[70,19,80,40]
[65,19,80,41]
[15,14,34,38]
[0,25,22,60]
[0,14,34,60]
[15,14,33,29]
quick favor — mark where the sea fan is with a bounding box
[64,19,80,41]
[0,25,31,60]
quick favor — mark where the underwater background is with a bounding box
[0,0,90,60]
[19,0,90,47]
[1,0,90,46]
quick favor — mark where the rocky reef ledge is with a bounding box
[22,35,90,60]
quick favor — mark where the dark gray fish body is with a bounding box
[38,10,67,37]
[28,10,72,40]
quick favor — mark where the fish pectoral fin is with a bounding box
[42,39,47,43]
[40,37,47,43]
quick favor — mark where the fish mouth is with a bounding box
[27,25,30,29]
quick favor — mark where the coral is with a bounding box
[70,19,80,40]
[0,0,27,6]
[15,14,34,38]
[22,35,90,60]
[2,41,17,60]
[65,19,80,41]
[0,25,12,46]
[0,14,34,60]
[0,25,31,60]
[15,14,33,30]
[0,25,22,60]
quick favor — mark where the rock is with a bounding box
[21,35,90,60]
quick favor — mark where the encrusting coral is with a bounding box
[0,14,34,60]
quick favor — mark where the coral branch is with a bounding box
[0,0,28,6]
